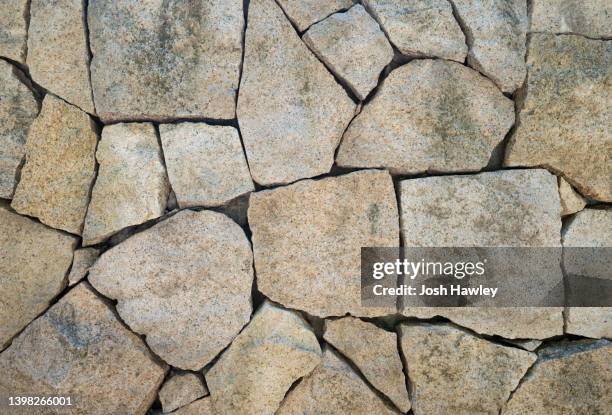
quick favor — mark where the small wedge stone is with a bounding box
[172,398,213,415]
[0,0,28,63]
[531,0,611,38]
[159,372,207,413]
[277,0,353,31]
[558,177,586,216]
[67,248,100,286]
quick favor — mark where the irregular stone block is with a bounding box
[172,398,213,415]
[558,177,586,216]
[159,371,208,413]
[67,247,100,286]
[531,0,611,38]
[277,0,353,31]
[0,0,27,63]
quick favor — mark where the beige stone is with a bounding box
[504,340,612,414]
[67,248,100,286]
[83,123,169,245]
[400,323,536,415]
[11,95,97,235]
[207,302,321,415]
[249,170,398,317]
[531,0,611,38]
[88,0,243,122]
[277,0,353,31]
[238,0,355,185]
[452,0,528,93]
[27,0,95,113]
[0,0,27,63]
[505,34,611,202]
[363,0,466,61]
[0,60,38,199]
[172,398,213,415]
[559,177,587,216]
[277,347,398,415]
[0,207,77,349]
[338,60,514,174]
[303,5,394,100]
[324,317,410,412]
[505,339,543,352]
[159,123,253,208]
[159,372,207,413]
[89,210,253,370]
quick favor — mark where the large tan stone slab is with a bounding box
[363,0,466,61]
[400,323,536,415]
[249,170,399,317]
[89,210,253,370]
[238,0,355,185]
[531,0,611,38]
[303,5,394,100]
[0,0,27,63]
[324,317,410,412]
[505,34,611,202]
[67,248,100,287]
[559,177,586,216]
[159,123,253,208]
[504,340,612,414]
[0,283,167,415]
[337,60,514,174]
[27,0,95,113]
[0,60,38,199]
[159,371,208,413]
[83,123,169,245]
[452,0,528,93]
[11,95,97,235]
[277,347,398,415]
[206,302,321,415]
[0,207,77,349]
[88,0,243,122]
[277,0,353,31]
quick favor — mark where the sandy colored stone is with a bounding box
[159,372,207,413]
[452,0,528,93]
[0,207,77,349]
[0,283,167,415]
[559,177,587,216]
[303,5,393,100]
[324,317,410,412]
[89,210,253,370]
[0,0,27,63]
[159,123,253,208]
[363,0,466,61]
[337,60,514,174]
[505,34,611,202]
[27,0,95,113]
[249,170,398,317]
[277,347,398,415]
[277,0,353,31]
[67,248,100,286]
[83,123,169,245]
[238,0,355,185]
[531,0,611,38]
[172,398,213,415]
[207,302,321,415]
[504,340,612,414]
[400,323,536,415]
[0,60,38,199]
[88,0,243,122]
[11,95,97,235]
[505,339,543,352]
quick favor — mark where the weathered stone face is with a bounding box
[238,0,355,186]
[277,0,353,32]
[0,0,28,63]
[172,397,213,415]
[558,177,586,216]
[89,209,253,370]
[337,60,514,174]
[505,34,611,202]
[531,0,611,38]
[67,248,100,287]
[159,372,208,413]
[0,283,168,415]
[88,0,243,122]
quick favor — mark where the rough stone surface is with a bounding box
[238,0,355,185]
[504,340,612,414]
[172,398,213,415]
[88,0,243,122]
[0,283,167,414]
[159,123,254,208]
[27,0,95,113]
[531,0,611,38]
[506,339,543,352]
[0,0,27,63]
[324,317,410,412]
[67,248,100,287]
[363,0,467,61]
[159,372,207,413]
[400,323,536,415]
[207,302,321,415]
[277,347,398,415]
[452,0,528,93]
[0,207,77,349]
[0,60,38,199]
[505,34,611,202]
[249,170,399,317]
[277,0,353,31]
[11,95,97,235]
[83,123,169,245]
[559,177,587,216]
[303,5,393,100]
[89,210,253,370]
[337,60,514,174]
